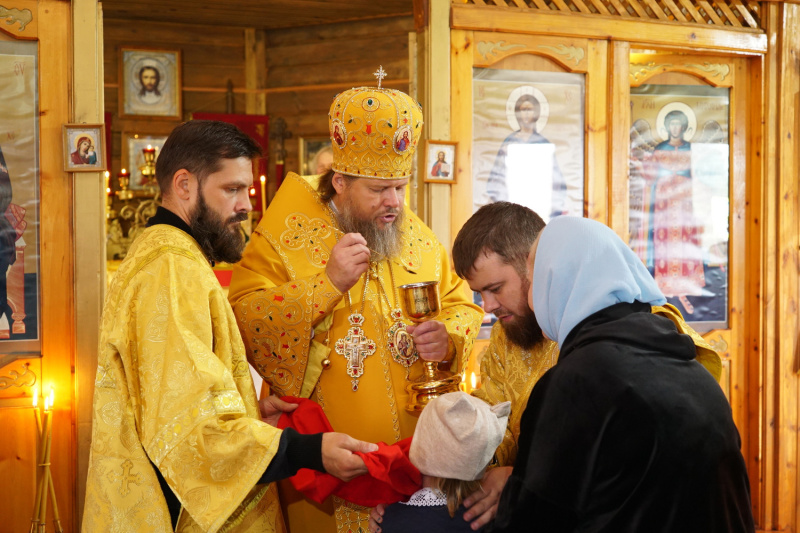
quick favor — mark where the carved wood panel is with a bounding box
[456,0,761,30]
[474,32,589,71]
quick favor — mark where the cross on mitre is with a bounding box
[374,65,387,89]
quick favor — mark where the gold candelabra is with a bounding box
[107,145,161,260]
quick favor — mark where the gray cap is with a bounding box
[409,392,511,481]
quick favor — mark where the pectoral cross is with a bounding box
[373,65,387,89]
[335,313,376,391]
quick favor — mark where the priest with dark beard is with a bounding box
[228,83,484,533]
[83,120,378,533]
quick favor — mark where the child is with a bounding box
[379,392,510,533]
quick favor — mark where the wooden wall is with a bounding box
[0,1,80,532]
[264,16,414,177]
[103,19,247,176]
[102,16,414,194]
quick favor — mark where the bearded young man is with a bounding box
[83,120,376,533]
[228,85,483,532]
[373,202,722,532]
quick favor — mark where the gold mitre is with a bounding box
[328,70,423,179]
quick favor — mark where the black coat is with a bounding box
[491,301,754,533]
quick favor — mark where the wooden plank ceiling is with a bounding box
[101,0,414,29]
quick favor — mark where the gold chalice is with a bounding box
[399,281,461,413]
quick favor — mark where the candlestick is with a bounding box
[37,397,51,529]
[259,175,267,214]
[30,387,42,533]
[30,387,60,533]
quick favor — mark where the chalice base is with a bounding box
[405,369,461,414]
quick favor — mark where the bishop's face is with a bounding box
[332,174,407,261]
[466,250,544,350]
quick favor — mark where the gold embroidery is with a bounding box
[279,213,334,268]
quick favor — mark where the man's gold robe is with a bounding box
[473,303,721,467]
[83,225,284,533]
[228,173,483,532]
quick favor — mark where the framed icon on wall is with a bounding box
[119,47,182,120]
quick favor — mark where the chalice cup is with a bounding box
[399,281,462,414]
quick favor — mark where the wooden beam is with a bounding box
[245,28,267,114]
[72,1,106,529]
[451,4,768,54]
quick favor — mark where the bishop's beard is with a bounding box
[189,192,248,264]
[335,196,405,262]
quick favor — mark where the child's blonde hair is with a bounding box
[431,477,484,518]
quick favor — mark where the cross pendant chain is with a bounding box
[334,313,376,391]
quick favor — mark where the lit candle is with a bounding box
[143,144,155,154]
[259,175,267,214]
[470,372,477,391]
[249,187,256,197]
[459,373,467,393]
[118,168,130,178]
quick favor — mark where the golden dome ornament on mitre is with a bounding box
[328,65,424,179]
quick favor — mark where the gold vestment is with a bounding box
[228,173,483,532]
[83,225,284,533]
[473,303,721,467]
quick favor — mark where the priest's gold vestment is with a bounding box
[473,303,722,467]
[83,225,284,533]
[228,173,484,532]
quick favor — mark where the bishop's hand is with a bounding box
[259,395,298,427]
[327,233,371,293]
[406,320,451,362]
[321,432,378,482]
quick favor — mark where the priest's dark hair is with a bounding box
[156,120,262,197]
[452,201,546,279]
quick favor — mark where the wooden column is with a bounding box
[72,0,105,527]
[245,28,267,115]
[417,0,451,248]
[760,2,800,530]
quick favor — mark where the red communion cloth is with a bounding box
[277,397,422,506]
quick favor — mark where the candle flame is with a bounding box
[260,175,266,184]
[32,385,38,408]
[104,171,110,178]
[48,387,54,411]
[121,168,127,174]
[249,187,256,196]
[146,144,153,150]
[470,372,477,390]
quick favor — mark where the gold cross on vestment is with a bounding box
[373,65,387,88]
[108,459,142,497]
[334,313,376,391]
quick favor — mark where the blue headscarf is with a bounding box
[532,216,666,348]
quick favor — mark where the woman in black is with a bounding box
[491,216,754,533]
